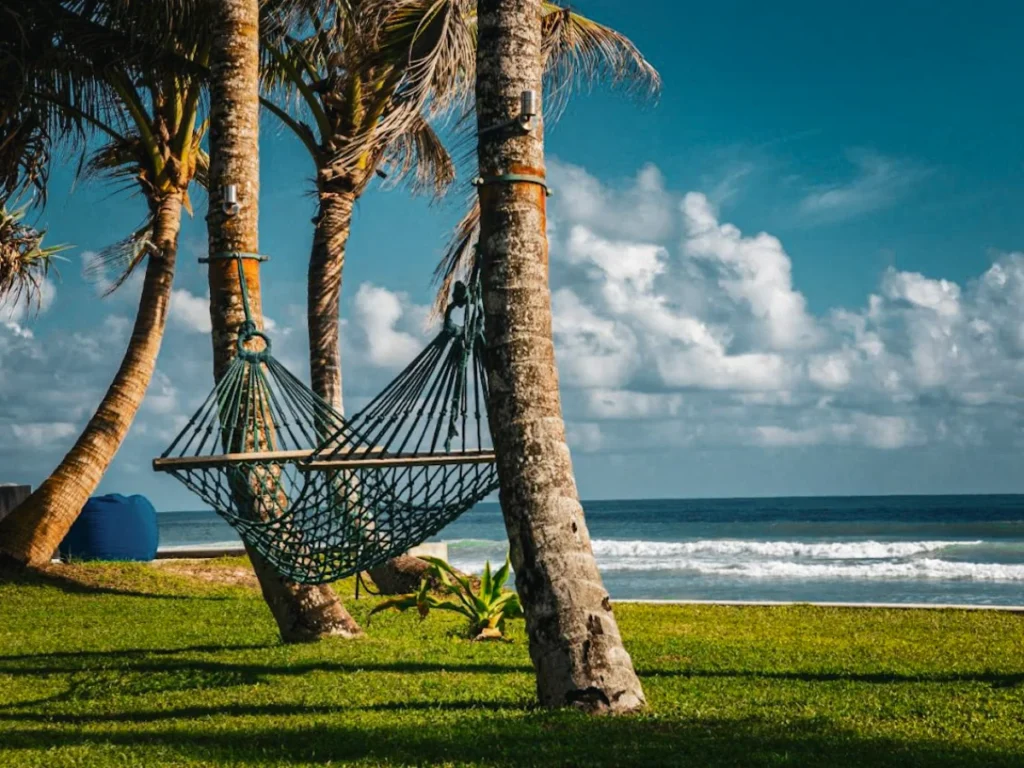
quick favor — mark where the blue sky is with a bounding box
[2,1,1023,508]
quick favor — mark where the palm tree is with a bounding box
[0,7,209,569]
[265,0,656,409]
[473,0,646,712]
[1,0,108,201]
[0,0,358,641]
[260,3,456,413]
[205,0,361,641]
[431,4,660,305]
[1,0,209,203]
[262,0,657,590]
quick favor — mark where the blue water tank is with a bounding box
[59,494,159,562]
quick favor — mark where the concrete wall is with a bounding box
[0,485,30,524]
[407,541,448,561]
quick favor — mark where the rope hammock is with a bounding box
[152,253,498,583]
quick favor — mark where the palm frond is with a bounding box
[431,3,660,312]
[432,197,479,317]
[83,137,149,193]
[540,5,660,118]
[0,0,212,202]
[377,110,455,197]
[192,147,210,191]
[334,0,475,171]
[0,202,67,312]
[81,219,155,296]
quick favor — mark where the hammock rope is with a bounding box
[152,253,498,583]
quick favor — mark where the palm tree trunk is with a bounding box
[205,0,359,642]
[474,0,645,712]
[308,183,355,413]
[309,180,424,595]
[0,192,183,569]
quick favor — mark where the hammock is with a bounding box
[152,253,498,583]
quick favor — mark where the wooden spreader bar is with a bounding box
[302,450,497,471]
[153,449,317,471]
[153,448,496,472]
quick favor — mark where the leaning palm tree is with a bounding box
[472,0,647,711]
[0,11,209,569]
[205,0,362,641]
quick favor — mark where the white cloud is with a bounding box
[552,160,676,242]
[682,193,821,351]
[798,149,930,223]
[9,421,78,448]
[584,390,684,420]
[753,415,922,450]
[542,160,1024,453]
[566,422,605,453]
[0,278,56,337]
[881,269,961,318]
[352,283,425,368]
[169,288,212,333]
[807,353,852,390]
[143,370,178,415]
[552,289,638,388]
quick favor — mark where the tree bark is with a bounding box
[308,181,356,413]
[367,555,431,595]
[308,174,416,600]
[309,177,428,619]
[0,192,183,570]
[474,0,645,713]
[205,0,359,642]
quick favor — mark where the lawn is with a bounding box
[1,559,1023,767]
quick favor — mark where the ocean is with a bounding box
[158,495,1024,606]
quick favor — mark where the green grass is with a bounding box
[1,560,1023,767]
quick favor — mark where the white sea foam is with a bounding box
[596,557,1024,581]
[445,537,1024,582]
[589,539,978,560]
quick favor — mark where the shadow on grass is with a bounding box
[0,698,527,724]
[0,566,234,601]
[0,645,531,680]
[4,647,1019,690]
[641,667,1024,689]
[0,653,533,710]
[0,643,274,664]
[0,711,1018,767]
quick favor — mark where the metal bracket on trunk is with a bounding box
[199,252,269,264]
[477,90,540,137]
[472,174,552,196]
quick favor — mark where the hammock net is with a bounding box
[153,255,498,584]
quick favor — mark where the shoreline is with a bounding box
[618,598,1024,612]
[151,546,1024,612]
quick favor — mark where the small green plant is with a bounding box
[369,556,523,640]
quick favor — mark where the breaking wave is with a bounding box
[589,539,975,560]
[446,538,1024,581]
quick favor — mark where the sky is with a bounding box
[2,0,1023,508]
